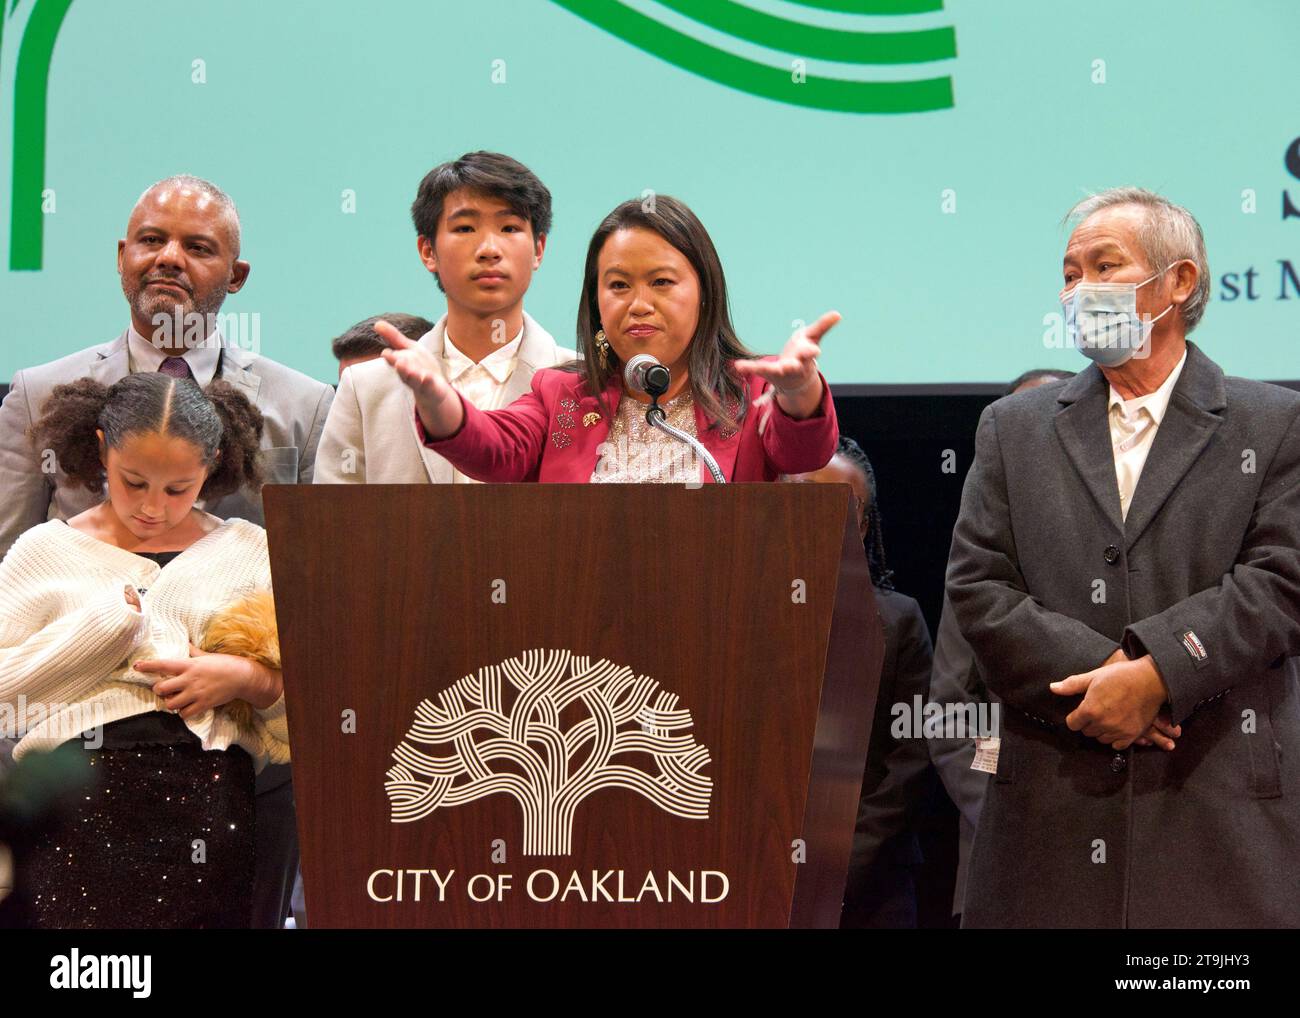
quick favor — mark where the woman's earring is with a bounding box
[594,329,610,371]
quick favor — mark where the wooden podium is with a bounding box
[264,484,882,928]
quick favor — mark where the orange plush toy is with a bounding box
[199,589,280,730]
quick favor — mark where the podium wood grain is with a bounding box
[265,483,881,928]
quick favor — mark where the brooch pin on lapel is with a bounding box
[553,397,580,449]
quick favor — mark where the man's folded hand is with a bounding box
[1050,651,1174,751]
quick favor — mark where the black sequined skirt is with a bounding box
[19,712,255,929]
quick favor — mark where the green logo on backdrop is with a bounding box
[3,0,954,271]
[5,0,74,272]
[551,0,955,114]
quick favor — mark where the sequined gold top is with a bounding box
[590,390,701,484]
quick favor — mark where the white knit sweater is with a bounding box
[0,518,289,771]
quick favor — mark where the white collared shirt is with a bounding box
[126,324,222,387]
[1108,349,1187,520]
[440,326,524,484]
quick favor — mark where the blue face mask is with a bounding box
[1061,267,1175,367]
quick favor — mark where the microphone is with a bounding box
[620,354,726,484]
[623,354,671,399]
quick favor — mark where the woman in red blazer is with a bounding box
[378,195,840,483]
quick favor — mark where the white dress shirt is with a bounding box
[1108,349,1187,520]
[440,326,523,484]
[126,324,222,387]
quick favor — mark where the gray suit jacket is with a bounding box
[947,341,1300,928]
[0,331,335,556]
[313,312,574,484]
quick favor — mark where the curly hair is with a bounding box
[30,372,264,501]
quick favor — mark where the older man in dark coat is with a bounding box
[947,187,1300,928]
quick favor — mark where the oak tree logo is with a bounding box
[385,649,712,856]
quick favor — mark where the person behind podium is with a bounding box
[0,372,288,927]
[785,436,936,927]
[331,313,433,380]
[313,151,574,484]
[375,195,839,482]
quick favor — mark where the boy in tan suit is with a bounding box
[315,152,573,485]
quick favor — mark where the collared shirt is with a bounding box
[440,326,524,484]
[1108,348,1187,520]
[126,324,222,387]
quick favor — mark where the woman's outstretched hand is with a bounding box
[375,319,465,439]
[733,310,839,419]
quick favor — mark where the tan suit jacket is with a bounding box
[313,312,574,484]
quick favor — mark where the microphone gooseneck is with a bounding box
[623,354,726,484]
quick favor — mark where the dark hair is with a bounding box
[30,373,265,501]
[1005,368,1074,396]
[410,151,551,293]
[568,194,754,430]
[332,313,434,363]
[834,435,894,591]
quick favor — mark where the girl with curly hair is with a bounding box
[0,371,285,928]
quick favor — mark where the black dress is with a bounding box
[16,551,256,929]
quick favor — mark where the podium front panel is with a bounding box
[265,484,879,928]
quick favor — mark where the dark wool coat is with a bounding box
[947,341,1300,928]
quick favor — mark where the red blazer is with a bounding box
[415,367,839,483]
